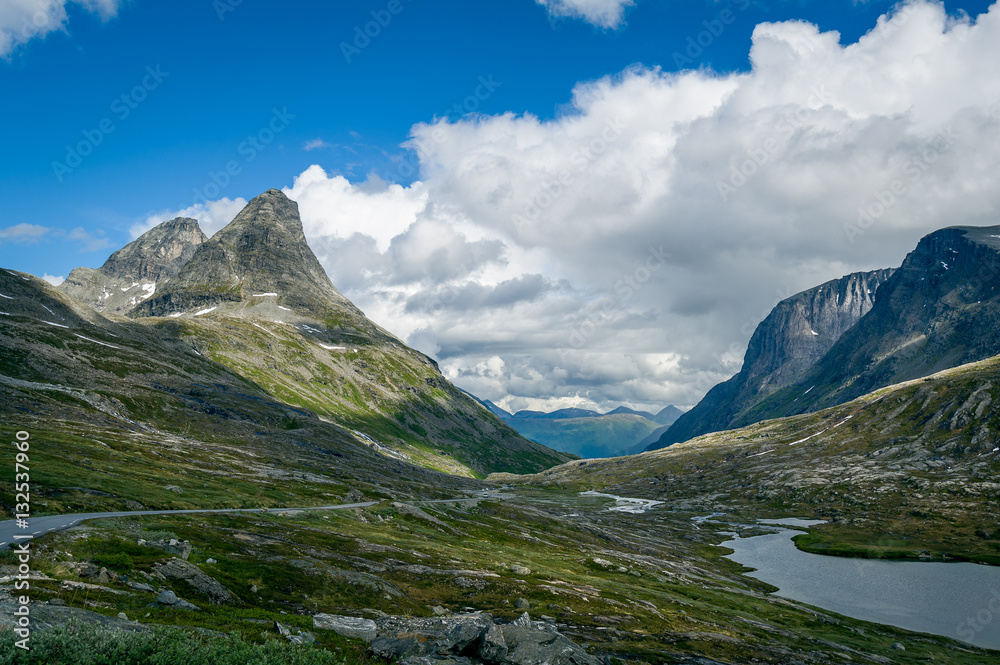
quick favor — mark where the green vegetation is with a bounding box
[0,622,346,665]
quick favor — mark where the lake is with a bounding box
[721,520,1000,651]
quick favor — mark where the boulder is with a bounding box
[146,539,192,560]
[156,589,200,611]
[499,625,600,665]
[152,558,238,604]
[313,614,378,642]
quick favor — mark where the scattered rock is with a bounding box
[145,539,192,560]
[591,557,614,569]
[287,631,315,645]
[513,612,537,629]
[891,642,906,651]
[156,589,199,611]
[152,558,238,604]
[514,598,531,610]
[205,558,217,564]
[313,614,378,641]
[454,576,487,590]
[129,581,155,593]
[48,598,65,606]
[276,621,291,637]
[509,564,531,576]
[117,612,129,621]
[157,590,178,605]
[432,605,448,616]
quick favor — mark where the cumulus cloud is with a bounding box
[536,0,636,28]
[131,197,248,239]
[0,0,123,57]
[42,273,65,286]
[190,1,1000,414]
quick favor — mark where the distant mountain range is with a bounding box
[469,396,684,458]
[650,225,1000,450]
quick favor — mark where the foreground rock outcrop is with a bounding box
[313,611,599,665]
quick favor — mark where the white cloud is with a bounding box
[191,1,1000,413]
[0,223,49,243]
[132,197,248,239]
[303,138,333,151]
[0,0,123,57]
[536,0,636,28]
[42,273,65,286]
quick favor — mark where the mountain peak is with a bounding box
[59,216,207,314]
[131,189,358,322]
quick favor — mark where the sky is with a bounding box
[2,0,1000,414]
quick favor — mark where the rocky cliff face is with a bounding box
[756,225,1000,416]
[59,217,207,315]
[651,269,893,449]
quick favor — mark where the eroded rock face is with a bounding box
[59,217,207,315]
[652,269,894,448]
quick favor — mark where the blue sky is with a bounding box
[3,1,1000,412]
[2,0,989,278]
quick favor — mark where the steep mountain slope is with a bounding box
[651,269,893,449]
[109,189,569,476]
[59,217,207,315]
[740,225,1000,425]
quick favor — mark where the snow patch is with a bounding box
[278,305,291,311]
[252,293,278,297]
[803,385,815,395]
[319,344,347,351]
[0,292,13,299]
[74,334,120,350]
[749,449,774,457]
[41,320,69,328]
[139,283,156,300]
[194,307,217,316]
[252,322,279,338]
[168,312,184,318]
[810,330,819,336]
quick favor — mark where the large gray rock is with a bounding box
[366,612,594,665]
[145,538,193,560]
[153,558,238,604]
[312,614,378,641]
[499,625,600,665]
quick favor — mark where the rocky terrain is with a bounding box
[652,270,893,449]
[58,217,207,315]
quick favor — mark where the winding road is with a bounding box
[0,502,380,549]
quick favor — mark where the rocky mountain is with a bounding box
[745,226,1000,419]
[14,189,572,478]
[650,268,894,449]
[59,217,207,315]
[132,189,358,321]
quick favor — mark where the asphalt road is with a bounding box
[0,502,380,549]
